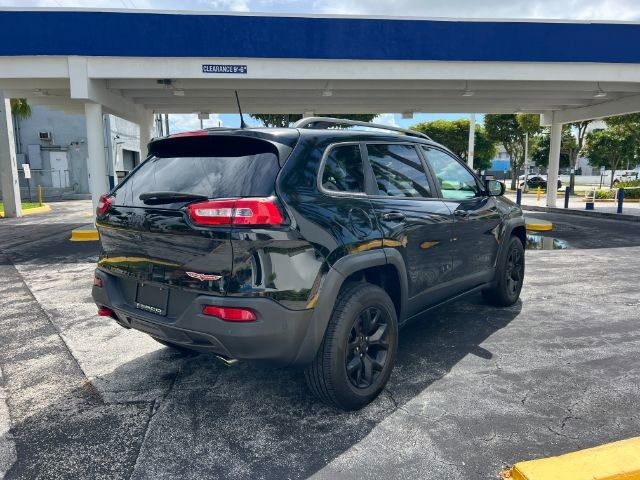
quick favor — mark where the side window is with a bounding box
[422,147,481,200]
[321,144,365,193]
[367,144,431,198]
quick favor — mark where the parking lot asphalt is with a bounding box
[1,201,639,480]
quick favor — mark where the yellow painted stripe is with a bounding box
[0,204,51,217]
[525,222,553,232]
[510,437,640,480]
[70,229,99,242]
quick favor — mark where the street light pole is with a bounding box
[467,113,476,170]
[523,132,529,193]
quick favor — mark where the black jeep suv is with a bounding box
[92,117,525,410]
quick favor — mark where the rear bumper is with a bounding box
[92,269,314,366]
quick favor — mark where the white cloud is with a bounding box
[3,0,640,20]
[372,113,398,126]
[310,0,640,21]
[168,113,223,133]
[0,0,250,11]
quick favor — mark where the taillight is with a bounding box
[97,306,115,317]
[188,198,283,227]
[93,276,103,288]
[202,305,257,322]
[96,194,113,216]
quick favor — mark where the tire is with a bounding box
[304,282,398,410]
[483,236,525,307]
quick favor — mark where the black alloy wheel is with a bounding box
[504,244,524,297]
[345,306,390,389]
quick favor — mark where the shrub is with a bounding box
[617,179,640,199]
[590,180,640,200]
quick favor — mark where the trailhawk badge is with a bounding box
[186,271,222,282]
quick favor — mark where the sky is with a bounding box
[2,0,638,132]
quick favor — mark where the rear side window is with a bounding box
[321,144,365,193]
[112,153,279,208]
[367,144,431,198]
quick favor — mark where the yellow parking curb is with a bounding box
[70,226,99,242]
[0,204,51,217]
[509,436,640,480]
[524,216,553,232]
[525,222,553,232]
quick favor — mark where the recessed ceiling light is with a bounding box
[593,83,607,98]
[462,81,474,97]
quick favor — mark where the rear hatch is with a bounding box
[96,132,295,313]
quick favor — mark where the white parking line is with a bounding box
[0,366,17,479]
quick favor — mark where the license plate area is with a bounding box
[135,283,169,316]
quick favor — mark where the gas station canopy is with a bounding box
[1,8,640,122]
[2,8,640,216]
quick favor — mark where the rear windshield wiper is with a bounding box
[139,191,208,205]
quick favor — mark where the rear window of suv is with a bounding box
[112,137,280,208]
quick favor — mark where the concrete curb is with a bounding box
[509,436,640,480]
[521,205,640,222]
[70,224,99,242]
[0,204,51,218]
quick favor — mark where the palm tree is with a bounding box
[10,98,31,119]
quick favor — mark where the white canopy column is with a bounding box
[467,113,476,169]
[0,91,22,218]
[138,110,154,159]
[84,102,110,212]
[546,114,563,208]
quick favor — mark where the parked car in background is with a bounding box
[520,175,562,190]
[612,171,639,186]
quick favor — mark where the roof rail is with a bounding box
[293,116,431,141]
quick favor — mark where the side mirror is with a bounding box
[486,179,505,196]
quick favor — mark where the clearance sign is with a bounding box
[202,64,248,74]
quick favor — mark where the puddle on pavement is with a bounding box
[526,234,570,250]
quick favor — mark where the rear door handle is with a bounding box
[381,212,406,222]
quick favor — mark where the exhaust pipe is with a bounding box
[213,354,239,366]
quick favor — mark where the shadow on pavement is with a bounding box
[84,295,521,479]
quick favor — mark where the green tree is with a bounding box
[485,114,541,189]
[531,125,576,170]
[410,119,496,171]
[567,121,591,190]
[10,98,31,119]
[605,113,640,170]
[584,126,637,188]
[250,113,377,128]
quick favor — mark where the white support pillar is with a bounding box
[547,115,562,208]
[0,92,22,218]
[138,111,154,159]
[467,113,476,169]
[85,102,110,212]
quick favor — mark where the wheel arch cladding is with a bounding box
[292,248,408,365]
